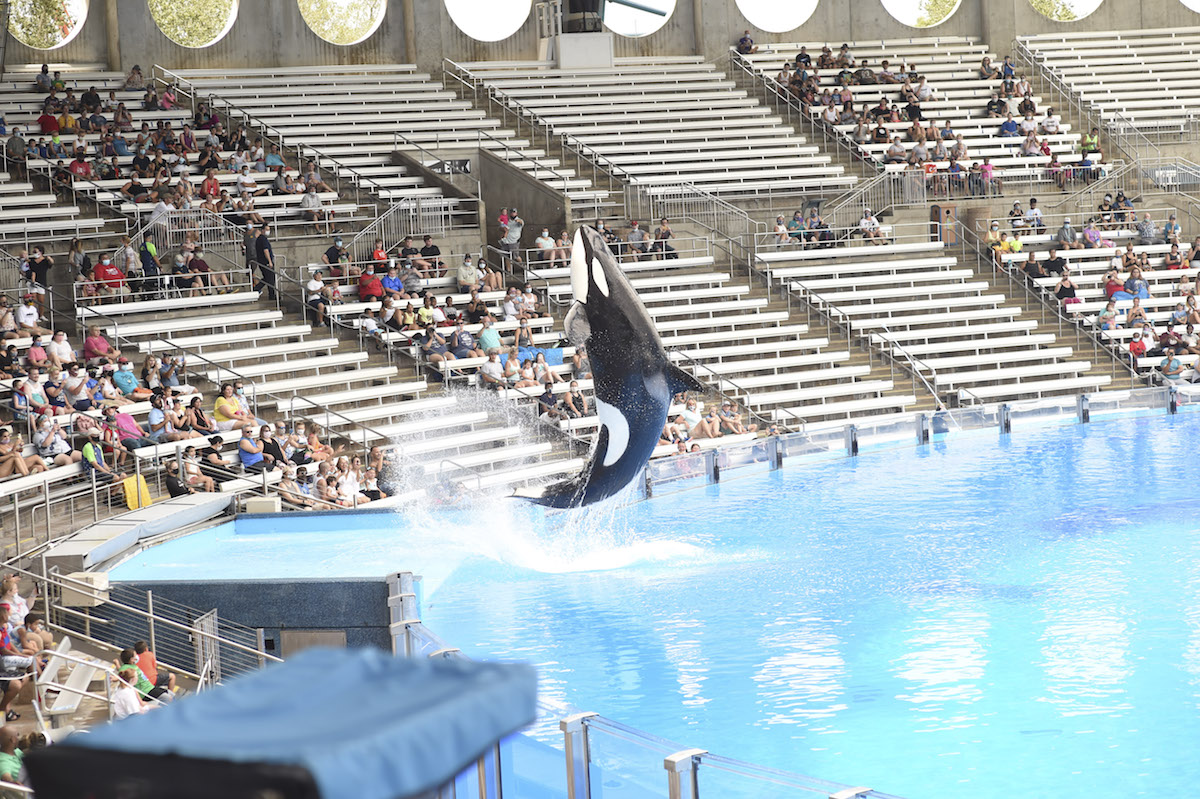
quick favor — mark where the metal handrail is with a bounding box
[668,348,804,433]
[875,324,950,414]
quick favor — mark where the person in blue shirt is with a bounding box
[1001,55,1015,78]
[998,113,1019,137]
[736,30,758,55]
[380,265,405,299]
[1160,348,1185,380]
[264,144,285,170]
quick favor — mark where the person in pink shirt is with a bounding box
[82,325,121,366]
[101,405,155,468]
[980,156,1002,195]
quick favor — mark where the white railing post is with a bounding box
[663,749,706,799]
[560,712,597,799]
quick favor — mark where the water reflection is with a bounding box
[893,598,989,732]
[752,615,847,725]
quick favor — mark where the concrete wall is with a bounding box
[7,0,1200,75]
[478,149,567,249]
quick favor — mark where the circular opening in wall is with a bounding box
[8,0,89,50]
[1183,0,1200,11]
[735,0,818,33]
[148,0,239,48]
[444,0,532,43]
[880,0,963,28]
[1027,0,1103,21]
[298,0,387,46]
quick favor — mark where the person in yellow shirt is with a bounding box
[213,383,252,431]
[56,110,77,135]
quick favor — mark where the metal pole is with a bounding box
[560,712,597,799]
[147,591,157,652]
[663,749,705,799]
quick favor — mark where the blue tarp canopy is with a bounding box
[56,648,537,799]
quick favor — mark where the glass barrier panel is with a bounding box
[1007,396,1078,429]
[936,405,1002,435]
[695,754,849,799]
[718,438,773,472]
[646,452,710,495]
[1088,386,1170,419]
[584,718,676,799]
[498,731,568,799]
[856,416,920,451]
[1173,384,1200,412]
[779,427,847,460]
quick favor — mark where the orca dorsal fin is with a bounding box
[665,363,705,395]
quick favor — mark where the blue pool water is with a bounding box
[111,413,1200,798]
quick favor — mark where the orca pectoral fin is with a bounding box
[564,302,591,347]
[665,363,705,395]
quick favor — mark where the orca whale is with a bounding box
[515,225,704,509]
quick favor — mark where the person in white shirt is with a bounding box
[299,186,331,234]
[534,228,557,265]
[860,211,884,244]
[916,77,934,101]
[1024,198,1045,233]
[236,166,262,197]
[1040,110,1059,135]
[15,297,50,336]
[1019,114,1037,135]
[112,669,144,720]
[45,330,76,368]
[479,349,504,390]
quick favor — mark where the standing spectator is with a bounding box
[253,223,277,299]
[500,209,524,262]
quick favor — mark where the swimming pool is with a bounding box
[111,412,1200,798]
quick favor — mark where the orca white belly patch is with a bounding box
[596,397,630,467]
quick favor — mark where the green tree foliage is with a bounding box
[147,0,237,47]
[8,0,85,49]
[1029,0,1078,21]
[298,0,386,45]
[915,0,958,28]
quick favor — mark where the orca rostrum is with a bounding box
[514,225,704,508]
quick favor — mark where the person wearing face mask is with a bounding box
[357,266,384,302]
[626,220,651,261]
[321,235,354,278]
[33,416,80,466]
[45,331,76,369]
[456,255,480,294]
[64,364,93,411]
[92,253,130,297]
[26,247,52,315]
[449,320,483,359]
[534,227,557,267]
[111,357,152,400]
[299,184,333,235]
[236,165,264,197]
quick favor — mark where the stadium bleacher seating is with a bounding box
[738,36,1089,188]
[450,56,856,202]
[1019,26,1200,139]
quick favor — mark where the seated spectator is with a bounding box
[1126,297,1150,328]
[1055,218,1082,249]
[33,415,81,467]
[676,398,721,439]
[1024,198,1045,233]
[1137,213,1159,246]
[736,30,757,55]
[165,460,193,497]
[536,384,562,422]
[82,427,125,484]
[1128,330,1148,360]
[718,401,758,435]
[1020,252,1045,283]
[626,221,651,261]
[419,235,446,277]
[237,424,275,473]
[110,671,145,720]
[1160,347,1185,380]
[533,227,558,265]
[358,267,384,302]
[478,349,504,391]
[884,137,907,164]
[0,607,33,722]
[985,93,1007,118]
[1165,243,1186,270]
[1081,220,1106,249]
[1055,270,1079,307]
[299,185,333,234]
[45,330,76,369]
[419,324,454,366]
[0,427,46,478]
[859,210,884,244]
[448,320,482,359]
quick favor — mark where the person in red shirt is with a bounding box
[92,255,128,296]
[1128,331,1147,359]
[358,267,384,302]
[68,155,92,179]
[36,108,59,135]
[133,640,175,699]
[370,238,386,267]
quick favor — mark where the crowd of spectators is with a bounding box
[8,64,336,233]
[763,44,1104,193]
